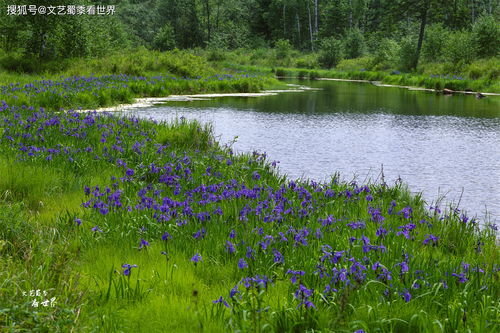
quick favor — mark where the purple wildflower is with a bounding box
[122,263,137,276]
[238,258,248,269]
[212,296,230,308]
[191,253,202,264]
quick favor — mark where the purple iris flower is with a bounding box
[423,234,439,245]
[122,263,138,276]
[91,226,103,232]
[238,258,248,269]
[212,296,230,308]
[138,238,150,250]
[162,232,172,241]
[191,253,202,264]
[226,241,236,254]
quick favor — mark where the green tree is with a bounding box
[343,27,366,59]
[472,14,500,57]
[153,24,176,51]
[318,36,344,68]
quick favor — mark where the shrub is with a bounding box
[472,15,500,58]
[343,28,366,59]
[318,37,344,69]
[275,39,292,59]
[295,54,318,68]
[444,30,476,68]
[275,68,287,77]
[398,36,417,71]
[336,57,374,71]
[371,38,399,70]
[309,71,319,79]
[422,24,450,63]
[153,24,176,51]
[298,70,309,79]
[0,54,38,73]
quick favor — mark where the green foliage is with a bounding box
[398,36,418,71]
[472,14,500,58]
[444,30,477,68]
[0,53,39,73]
[295,54,318,69]
[343,27,366,59]
[153,24,176,52]
[336,56,373,71]
[422,24,450,63]
[318,37,344,69]
[371,38,399,70]
[275,39,292,60]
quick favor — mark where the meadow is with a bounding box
[0,52,499,332]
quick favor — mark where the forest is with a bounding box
[0,0,499,76]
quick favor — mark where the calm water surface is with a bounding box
[124,80,500,223]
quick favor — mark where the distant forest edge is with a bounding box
[0,0,499,85]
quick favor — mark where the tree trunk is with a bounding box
[308,0,314,51]
[471,0,475,24]
[216,0,221,31]
[314,0,318,35]
[349,0,353,28]
[283,3,286,37]
[296,13,301,44]
[414,0,429,69]
[204,0,211,44]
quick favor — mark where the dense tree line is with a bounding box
[0,0,498,70]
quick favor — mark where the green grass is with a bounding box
[0,49,280,111]
[0,94,498,332]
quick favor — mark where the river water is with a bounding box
[124,79,500,224]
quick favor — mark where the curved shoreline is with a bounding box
[79,84,321,113]
[278,76,500,96]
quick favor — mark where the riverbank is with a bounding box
[1,93,499,331]
[0,50,282,112]
[216,62,500,94]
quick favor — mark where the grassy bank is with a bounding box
[0,49,279,111]
[220,63,500,94]
[198,48,500,93]
[0,95,498,332]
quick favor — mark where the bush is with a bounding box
[275,68,287,77]
[444,30,476,68]
[398,36,417,71]
[295,54,318,68]
[275,39,292,59]
[0,54,38,73]
[371,38,399,70]
[153,24,176,51]
[309,71,319,79]
[422,24,450,63]
[298,70,308,79]
[318,37,344,69]
[472,15,500,58]
[343,28,365,59]
[336,57,373,71]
